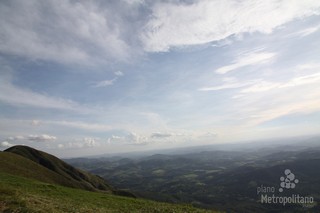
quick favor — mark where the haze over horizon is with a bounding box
[1,0,320,157]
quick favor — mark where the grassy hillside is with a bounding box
[3,145,112,192]
[0,172,212,213]
[0,152,82,188]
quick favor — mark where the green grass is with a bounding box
[0,172,216,213]
[0,152,75,187]
[3,146,112,192]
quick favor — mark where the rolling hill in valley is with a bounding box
[0,146,213,212]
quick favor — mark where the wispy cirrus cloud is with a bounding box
[47,120,114,132]
[230,72,320,126]
[141,0,320,52]
[199,80,258,91]
[215,51,276,74]
[290,25,320,37]
[93,78,118,87]
[0,80,78,110]
[200,72,320,99]
[92,70,125,87]
[240,73,320,93]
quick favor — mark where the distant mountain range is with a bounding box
[66,137,320,213]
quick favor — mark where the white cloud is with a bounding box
[0,80,79,110]
[124,0,144,5]
[58,144,64,149]
[107,132,149,145]
[47,120,113,132]
[141,0,320,52]
[2,0,318,65]
[93,78,118,87]
[241,73,320,93]
[280,73,320,88]
[200,132,218,138]
[106,131,195,146]
[248,99,320,126]
[114,71,124,76]
[297,62,320,70]
[62,137,100,149]
[229,72,320,126]
[128,132,150,145]
[28,134,57,142]
[128,132,145,144]
[292,25,320,37]
[107,135,126,144]
[215,51,276,74]
[92,71,125,87]
[83,137,98,147]
[0,0,133,64]
[0,141,14,148]
[151,132,173,138]
[240,81,280,93]
[7,136,25,141]
[31,120,41,126]
[199,80,258,91]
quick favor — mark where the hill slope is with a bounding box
[0,151,85,188]
[2,145,112,192]
[0,172,210,213]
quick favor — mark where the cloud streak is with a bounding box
[47,120,114,132]
[141,0,320,52]
[93,78,118,87]
[215,51,276,74]
[290,25,320,37]
[0,81,79,110]
[231,72,320,126]
[199,80,258,91]
[241,73,320,93]
[6,134,57,142]
[28,134,57,142]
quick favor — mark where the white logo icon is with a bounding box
[279,169,299,192]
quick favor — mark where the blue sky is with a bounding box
[1,0,320,157]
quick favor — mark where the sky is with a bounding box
[0,0,320,157]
